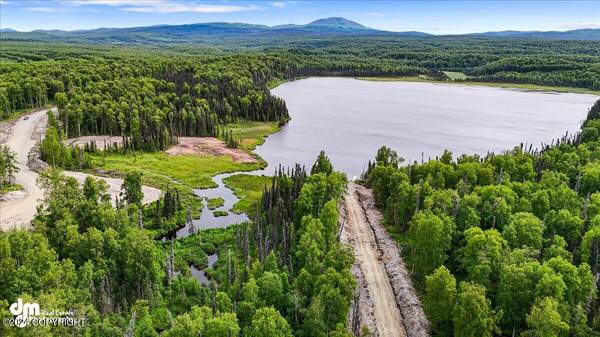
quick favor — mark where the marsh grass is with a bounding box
[223,174,272,216]
[206,197,225,210]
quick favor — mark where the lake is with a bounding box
[180,77,598,231]
[255,77,599,178]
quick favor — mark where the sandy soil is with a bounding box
[64,135,123,148]
[166,137,257,163]
[340,201,379,336]
[0,110,160,230]
[345,183,407,337]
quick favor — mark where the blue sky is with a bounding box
[1,0,598,34]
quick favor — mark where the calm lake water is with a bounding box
[178,77,598,232]
[255,77,599,178]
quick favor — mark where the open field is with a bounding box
[89,152,263,189]
[442,71,468,80]
[222,173,271,215]
[83,120,278,191]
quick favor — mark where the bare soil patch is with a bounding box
[166,137,257,164]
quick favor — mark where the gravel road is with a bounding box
[345,183,407,337]
[0,109,160,230]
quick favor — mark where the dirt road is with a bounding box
[0,109,160,230]
[0,110,49,230]
[345,183,407,337]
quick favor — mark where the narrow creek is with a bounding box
[190,253,218,286]
[168,170,262,286]
[173,169,263,239]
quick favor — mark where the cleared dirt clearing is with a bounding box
[166,137,257,163]
[64,135,123,148]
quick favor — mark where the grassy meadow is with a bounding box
[222,121,279,150]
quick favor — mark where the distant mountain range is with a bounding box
[1,17,598,45]
[473,28,600,40]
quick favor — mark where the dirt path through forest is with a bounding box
[345,183,407,337]
[0,109,160,230]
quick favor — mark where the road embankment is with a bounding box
[342,182,430,337]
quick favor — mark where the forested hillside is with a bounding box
[363,100,600,336]
[0,42,427,149]
[267,37,600,90]
[1,37,600,132]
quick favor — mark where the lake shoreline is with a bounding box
[269,75,600,96]
[354,76,600,96]
[262,77,598,177]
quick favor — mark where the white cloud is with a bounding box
[560,23,600,30]
[0,0,8,4]
[25,3,101,13]
[271,2,286,8]
[59,0,259,13]
[26,6,63,12]
[122,3,258,13]
[65,0,165,5]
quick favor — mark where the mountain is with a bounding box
[2,18,599,45]
[305,17,368,30]
[0,17,385,45]
[475,29,600,40]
